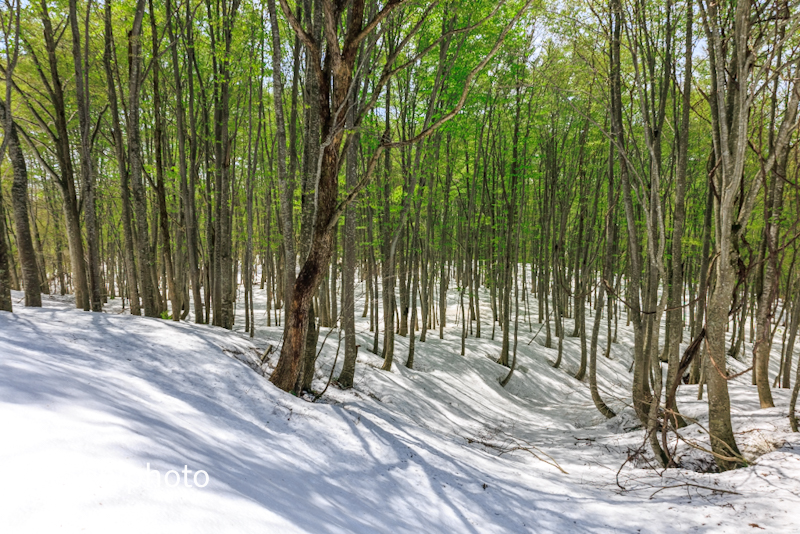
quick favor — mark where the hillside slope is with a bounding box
[1,291,798,533]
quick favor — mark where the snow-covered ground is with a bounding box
[1,283,799,533]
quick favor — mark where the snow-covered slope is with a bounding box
[1,289,799,533]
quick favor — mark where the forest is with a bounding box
[1,0,800,531]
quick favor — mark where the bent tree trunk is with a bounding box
[269,0,530,392]
[270,148,341,392]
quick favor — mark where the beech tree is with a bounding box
[2,0,800,475]
[268,0,535,391]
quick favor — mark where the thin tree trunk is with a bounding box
[38,0,89,311]
[665,0,693,427]
[339,74,360,387]
[149,0,178,320]
[103,0,140,315]
[127,0,158,317]
[267,0,296,339]
[0,178,12,311]
[783,285,800,389]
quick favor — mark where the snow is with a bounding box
[1,284,799,533]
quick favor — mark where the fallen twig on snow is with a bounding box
[465,434,568,474]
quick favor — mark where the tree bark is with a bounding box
[127,0,158,317]
[37,0,89,311]
[0,100,41,307]
[0,172,12,311]
[267,0,297,337]
[68,0,102,312]
[665,0,693,425]
[102,0,140,315]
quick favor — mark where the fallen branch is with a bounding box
[466,435,568,474]
[313,328,343,403]
[649,482,740,499]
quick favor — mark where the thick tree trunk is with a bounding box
[270,0,363,391]
[698,0,759,470]
[270,144,342,391]
[0,100,41,307]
